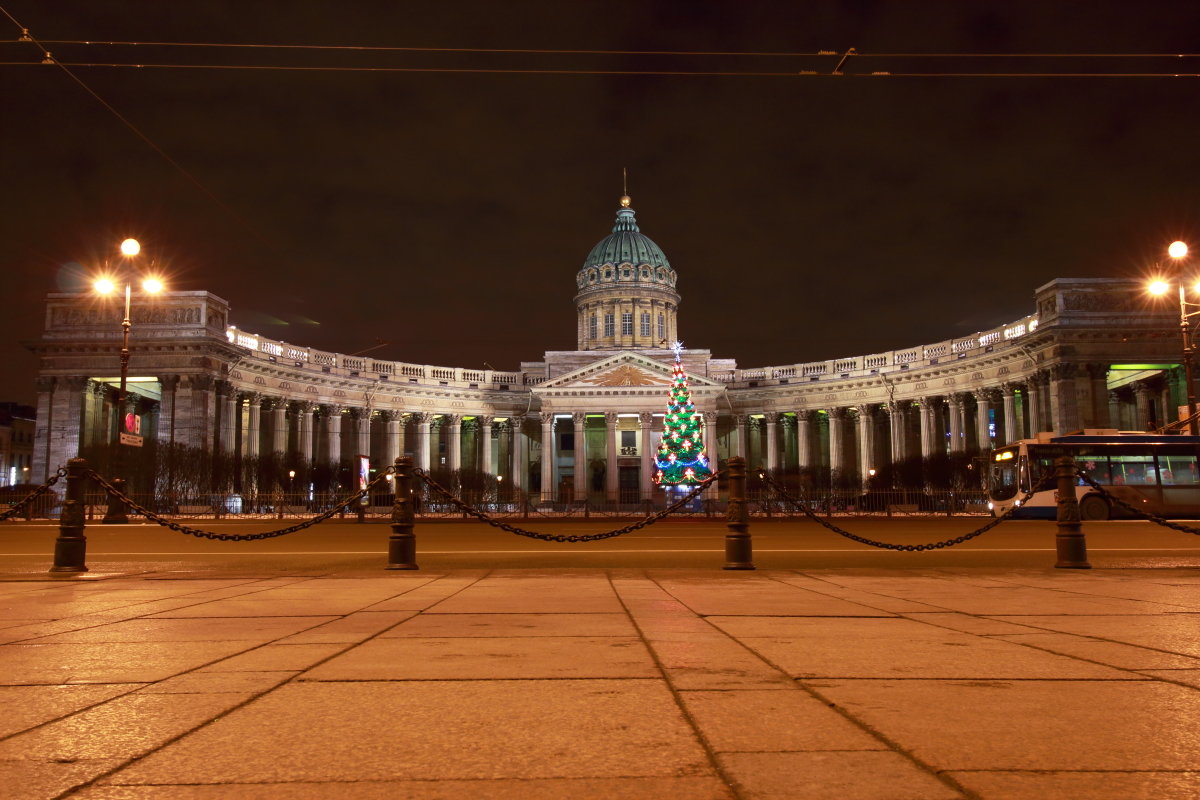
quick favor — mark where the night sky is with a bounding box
[3,1,1200,404]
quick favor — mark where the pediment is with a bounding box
[535,352,723,392]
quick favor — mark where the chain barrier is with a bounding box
[416,468,721,543]
[1075,471,1200,536]
[83,466,398,541]
[758,472,1052,551]
[0,469,66,522]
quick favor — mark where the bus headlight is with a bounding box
[987,502,994,511]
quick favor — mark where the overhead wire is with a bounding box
[0,5,273,247]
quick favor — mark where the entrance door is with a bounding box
[618,465,640,504]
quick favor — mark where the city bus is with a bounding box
[988,431,1200,520]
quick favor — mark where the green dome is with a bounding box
[583,204,671,269]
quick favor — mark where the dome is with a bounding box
[582,201,671,270]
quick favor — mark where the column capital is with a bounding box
[638,411,654,427]
[376,409,397,423]
[827,406,846,420]
[1050,362,1078,381]
[572,411,587,425]
[703,410,718,425]
[762,411,779,423]
[411,411,432,425]
[442,413,462,427]
[604,411,620,426]
[540,412,556,426]
[478,415,494,427]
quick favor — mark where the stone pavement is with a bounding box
[3,566,1200,799]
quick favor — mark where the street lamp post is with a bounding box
[94,238,164,523]
[1149,241,1198,436]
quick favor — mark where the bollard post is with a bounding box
[101,476,129,524]
[724,456,755,570]
[51,458,89,573]
[387,457,418,570]
[1054,456,1091,569]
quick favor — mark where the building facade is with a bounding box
[28,197,1188,500]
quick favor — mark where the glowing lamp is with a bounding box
[142,277,165,294]
[1169,241,1189,260]
[1148,280,1170,296]
[119,238,141,257]
[94,278,117,295]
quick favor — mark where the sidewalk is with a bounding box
[2,565,1200,799]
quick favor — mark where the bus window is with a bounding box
[1110,455,1155,486]
[1157,454,1199,486]
[1077,457,1112,485]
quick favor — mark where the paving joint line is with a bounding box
[43,570,492,798]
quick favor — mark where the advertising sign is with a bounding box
[357,455,370,505]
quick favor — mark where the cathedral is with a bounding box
[29,196,1186,502]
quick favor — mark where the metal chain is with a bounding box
[758,472,1051,551]
[83,467,398,541]
[0,469,66,522]
[1075,471,1200,535]
[416,469,721,542]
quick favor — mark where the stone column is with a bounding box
[702,411,719,497]
[947,394,965,453]
[827,407,845,475]
[974,390,992,451]
[918,398,936,458]
[479,415,494,474]
[1133,382,1155,430]
[1002,383,1019,444]
[1049,363,1080,434]
[540,412,555,502]
[30,377,55,483]
[763,411,779,471]
[1027,374,1045,435]
[639,411,654,501]
[412,412,431,471]
[381,410,400,466]
[885,402,905,465]
[444,414,462,472]
[244,394,262,459]
[510,415,525,492]
[147,375,172,448]
[323,406,342,465]
[572,412,587,500]
[855,405,874,484]
[267,397,288,455]
[734,414,747,458]
[1086,363,1111,428]
[297,403,316,462]
[605,412,619,502]
[213,381,231,453]
[795,411,813,470]
[42,377,88,484]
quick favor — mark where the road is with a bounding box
[3,515,1200,574]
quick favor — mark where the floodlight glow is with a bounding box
[1168,240,1189,260]
[142,277,164,293]
[94,278,117,295]
[1148,280,1170,296]
[119,238,141,257]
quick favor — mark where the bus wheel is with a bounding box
[1079,494,1110,521]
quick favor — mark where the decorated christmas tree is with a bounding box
[655,341,714,486]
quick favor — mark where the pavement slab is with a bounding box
[677,689,886,752]
[946,770,1200,800]
[0,691,253,761]
[717,751,962,800]
[302,635,657,680]
[809,679,1200,771]
[988,613,1200,657]
[0,757,125,800]
[0,684,142,739]
[653,576,895,617]
[5,566,1200,799]
[105,679,712,783]
[0,640,256,684]
[709,616,1132,679]
[75,776,737,799]
[377,611,636,638]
